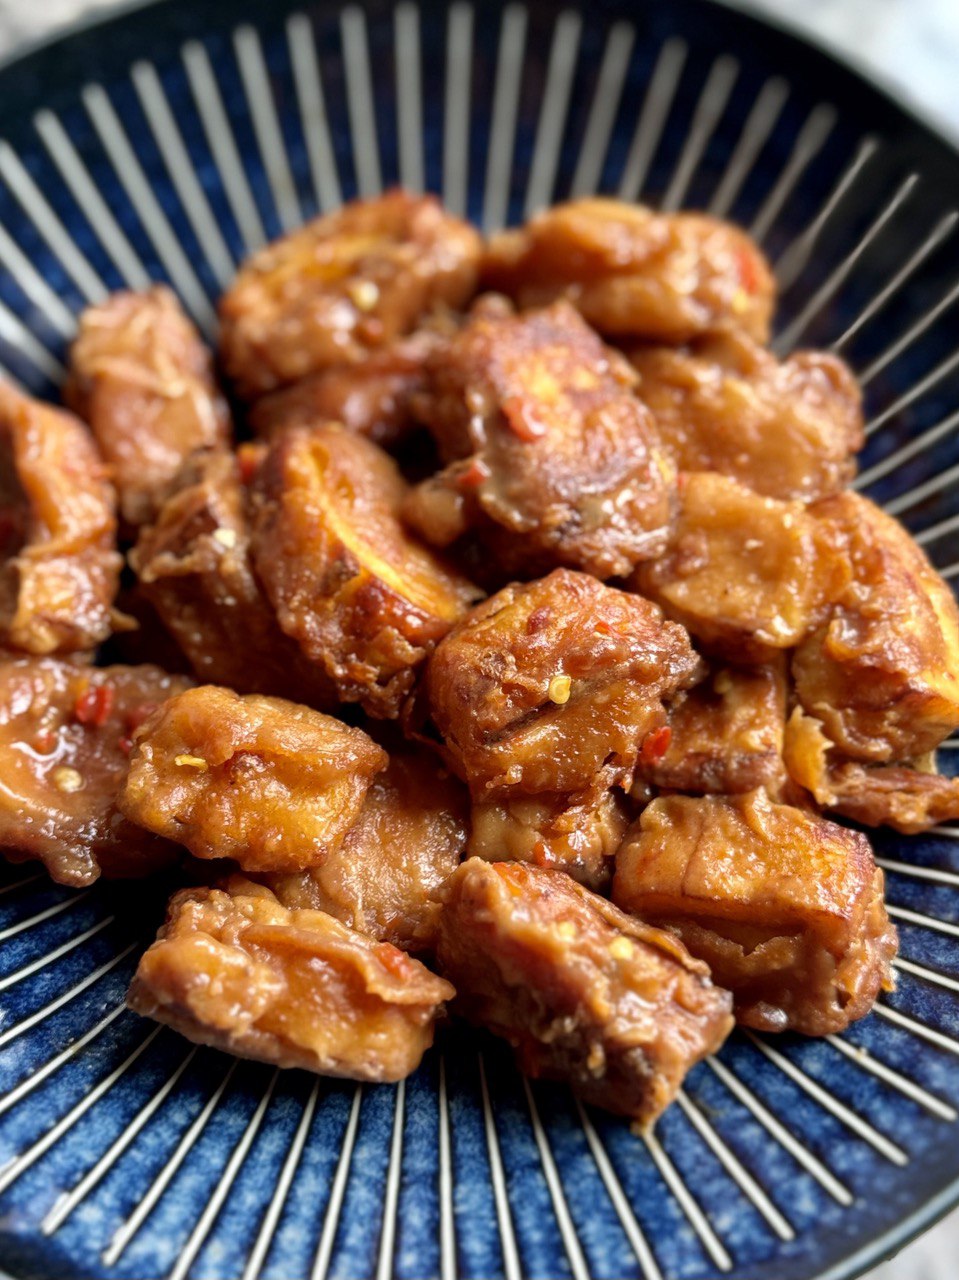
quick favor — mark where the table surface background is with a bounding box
[0,0,956,1277]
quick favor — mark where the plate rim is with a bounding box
[0,1,956,1278]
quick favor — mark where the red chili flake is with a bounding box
[736,246,761,295]
[456,458,491,490]
[531,840,551,868]
[502,395,548,443]
[237,444,264,486]
[375,943,413,979]
[118,736,134,756]
[74,683,114,728]
[526,607,552,635]
[639,725,672,764]
[32,730,57,754]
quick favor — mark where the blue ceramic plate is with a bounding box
[2,1,959,1277]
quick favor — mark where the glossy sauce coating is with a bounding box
[613,791,898,1035]
[436,859,734,1126]
[119,686,387,872]
[128,879,454,1081]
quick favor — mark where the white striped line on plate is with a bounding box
[375,1078,406,1280]
[568,21,635,200]
[748,103,836,244]
[167,1069,279,1280]
[234,25,304,233]
[0,135,111,298]
[860,274,959,387]
[893,956,959,996]
[0,297,65,381]
[311,1084,363,1280]
[855,405,959,492]
[831,211,957,353]
[865,346,959,436]
[442,2,474,216]
[885,903,959,938]
[0,915,115,993]
[0,942,135,1053]
[102,1058,239,1266]
[708,76,789,219]
[42,1045,199,1235]
[0,891,90,945]
[81,83,216,330]
[706,1056,852,1204]
[660,54,738,213]
[883,456,959,518]
[242,1080,319,1280]
[522,9,583,218]
[181,39,268,252]
[0,1003,127,1121]
[0,871,44,899]
[394,3,425,194]
[131,59,236,287]
[876,857,959,889]
[341,6,383,199]
[0,219,76,336]
[873,1003,959,1058]
[617,37,687,203]
[522,1076,591,1280]
[573,1099,664,1280]
[642,1127,732,1271]
[438,1057,456,1280]
[287,14,343,214]
[477,1054,522,1280]
[928,826,959,839]
[0,1025,163,1195]
[482,3,528,234]
[745,1034,908,1166]
[674,1090,794,1240]
[773,173,919,354]
[823,1034,956,1121]
[772,135,879,291]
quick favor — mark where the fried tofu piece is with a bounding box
[481,198,774,345]
[642,661,787,795]
[248,330,438,447]
[258,750,468,952]
[467,789,630,891]
[131,448,337,707]
[128,879,454,1081]
[251,425,481,718]
[119,686,387,872]
[0,657,190,886]
[633,472,844,661]
[404,300,674,579]
[629,332,863,502]
[436,859,733,1125]
[0,380,122,655]
[794,493,959,762]
[65,287,231,527]
[613,791,898,1035]
[425,569,700,800]
[219,190,482,398]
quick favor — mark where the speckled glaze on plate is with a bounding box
[1,2,959,1277]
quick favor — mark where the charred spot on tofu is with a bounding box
[613,791,898,1035]
[128,879,454,1081]
[436,858,733,1126]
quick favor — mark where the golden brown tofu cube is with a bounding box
[0,657,191,886]
[251,424,481,718]
[128,880,454,1081]
[404,299,675,579]
[634,472,844,660]
[793,492,959,762]
[425,568,700,800]
[219,190,482,398]
[258,749,468,953]
[119,685,387,872]
[642,661,787,796]
[0,380,122,655]
[466,790,630,892]
[248,330,438,448]
[65,287,231,527]
[629,332,863,503]
[131,448,337,708]
[613,791,898,1035]
[436,859,733,1125]
[481,198,774,345]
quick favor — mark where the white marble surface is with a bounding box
[0,0,956,1277]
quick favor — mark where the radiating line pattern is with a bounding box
[0,5,957,1280]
